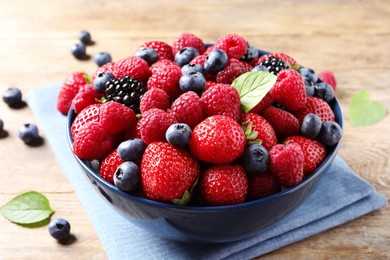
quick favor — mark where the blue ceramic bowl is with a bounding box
[67,87,343,244]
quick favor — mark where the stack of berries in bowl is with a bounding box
[59,33,343,242]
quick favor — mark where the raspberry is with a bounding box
[249,92,273,114]
[204,45,216,55]
[71,84,102,114]
[170,91,203,129]
[100,149,124,184]
[293,97,335,124]
[214,33,248,59]
[172,33,205,56]
[71,103,101,139]
[205,81,218,90]
[262,106,299,140]
[140,88,170,113]
[239,60,253,73]
[139,41,174,61]
[216,58,245,84]
[189,55,216,81]
[252,52,298,67]
[318,70,337,91]
[99,101,137,134]
[247,172,281,201]
[149,59,178,74]
[92,62,117,82]
[147,64,182,100]
[113,56,151,84]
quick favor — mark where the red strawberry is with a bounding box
[141,142,200,203]
[147,64,182,100]
[170,91,203,129]
[318,70,337,91]
[189,115,246,164]
[113,56,151,84]
[57,72,90,115]
[247,172,281,201]
[216,58,245,84]
[140,88,170,113]
[248,92,273,114]
[200,83,241,121]
[139,41,174,61]
[270,68,307,111]
[284,136,327,177]
[138,108,177,145]
[252,52,298,67]
[149,59,178,74]
[240,113,277,151]
[172,33,205,55]
[262,106,299,140]
[199,164,248,206]
[71,84,102,114]
[100,149,124,184]
[293,97,335,124]
[99,101,136,134]
[71,103,101,139]
[269,142,304,187]
[214,33,248,59]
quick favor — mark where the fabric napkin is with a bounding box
[27,85,387,260]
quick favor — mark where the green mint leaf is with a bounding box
[0,191,55,225]
[349,90,387,126]
[232,71,277,112]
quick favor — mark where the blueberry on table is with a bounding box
[314,82,335,103]
[165,123,192,147]
[181,63,205,76]
[117,138,146,162]
[301,113,322,139]
[2,87,23,107]
[93,72,115,93]
[48,218,71,242]
[318,121,343,146]
[93,52,112,67]
[241,143,269,175]
[174,47,199,67]
[114,161,141,193]
[78,30,92,45]
[70,43,87,59]
[179,72,206,95]
[18,123,40,145]
[204,49,228,75]
[299,67,318,85]
[135,47,158,66]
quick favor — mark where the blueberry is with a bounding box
[241,143,269,175]
[135,48,159,66]
[0,119,4,132]
[181,63,205,76]
[299,67,318,84]
[179,72,206,95]
[303,77,315,97]
[241,45,259,62]
[18,123,39,145]
[318,121,343,146]
[78,30,92,45]
[165,123,192,147]
[251,65,269,72]
[93,72,115,93]
[117,138,146,162]
[174,47,199,67]
[204,49,228,75]
[93,52,112,67]
[71,43,86,59]
[301,113,322,139]
[114,161,141,193]
[2,87,22,107]
[314,82,335,103]
[48,218,71,242]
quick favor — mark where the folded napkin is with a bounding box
[27,85,387,260]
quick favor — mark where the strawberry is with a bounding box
[172,33,205,56]
[147,64,182,100]
[252,52,298,67]
[269,142,304,187]
[262,105,299,140]
[293,97,335,124]
[270,68,307,111]
[71,84,102,114]
[247,172,281,201]
[248,92,273,114]
[71,103,101,139]
[99,101,136,134]
[214,33,248,59]
[170,91,203,129]
[141,142,200,203]
[57,72,90,115]
[199,164,248,206]
[318,70,337,91]
[216,58,245,84]
[113,56,151,84]
[139,88,170,113]
[189,115,246,164]
[100,149,124,184]
[284,136,327,177]
[139,41,174,61]
[138,108,177,145]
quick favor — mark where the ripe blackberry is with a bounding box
[105,76,147,113]
[259,56,289,75]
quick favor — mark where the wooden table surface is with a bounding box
[0,0,389,259]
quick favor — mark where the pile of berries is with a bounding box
[58,33,342,206]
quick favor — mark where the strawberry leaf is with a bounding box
[173,191,191,206]
[232,71,277,113]
[349,90,387,126]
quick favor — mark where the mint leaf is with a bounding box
[232,71,277,112]
[0,191,55,225]
[349,90,387,126]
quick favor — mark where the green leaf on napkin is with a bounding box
[0,191,55,226]
[349,90,387,126]
[232,71,277,113]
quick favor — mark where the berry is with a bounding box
[117,138,146,162]
[93,71,115,93]
[135,48,159,66]
[141,142,200,203]
[181,63,205,76]
[172,33,205,56]
[269,142,304,187]
[299,67,318,85]
[71,84,102,114]
[170,91,204,129]
[48,218,71,242]
[293,97,335,124]
[247,172,281,201]
[71,103,101,139]
[18,123,40,145]
[241,43,259,62]
[248,92,273,114]
[113,56,151,84]
[104,76,147,113]
[100,149,124,184]
[165,123,192,147]
[149,59,177,74]
[241,143,269,175]
[99,101,136,134]
[318,121,343,146]
[314,82,335,103]
[318,70,337,91]
[303,76,315,97]
[139,40,174,61]
[189,115,246,164]
[179,71,206,94]
[70,43,86,59]
[251,65,269,72]
[214,33,248,59]
[259,56,289,75]
[204,49,228,75]
[147,64,182,100]
[114,161,141,193]
[2,87,23,107]
[139,88,170,113]
[93,52,112,67]
[78,30,92,45]
[300,113,322,139]
[174,47,199,67]
[200,164,248,206]
[270,68,307,111]
[216,58,245,84]
[92,62,116,82]
[262,106,299,140]
[253,52,298,67]
[0,119,3,132]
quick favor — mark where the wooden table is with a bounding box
[0,0,389,259]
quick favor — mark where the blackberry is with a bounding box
[259,56,289,75]
[105,76,147,113]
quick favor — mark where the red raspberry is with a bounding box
[189,55,216,81]
[200,83,241,121]
[138,108,177,145]
[252,52,298,67]
[100,149,124,184]
[71,84,102,114]
[262,106,299,140]
[172,33,205,56]
[205,81,218,90]
[170,91,203,129]
[293,97,335,124]
[270,68,307,111]
[147,64,182,100]
[71,103,101,140]
[249,92,273,114]
[140,88,170,113]
[239,60,253,73]
[247,172,281,201]
[113,56,151,84]
[124,119,141,140]
[204,45,216,55]
[150,59,178,74]
[318,70,337,91]
[99,101,137,134]
[216,58,245,84]
[214,33,248,59]
[139,41,174,61]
